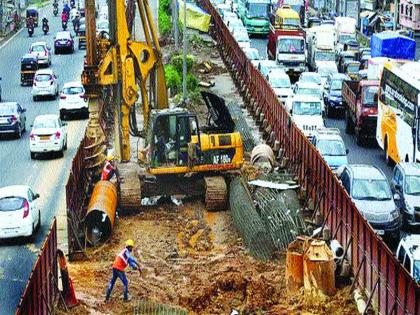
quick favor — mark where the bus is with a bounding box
[376,61,420,164]
[237,0,271,35]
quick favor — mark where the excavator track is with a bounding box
[204,176,228,211]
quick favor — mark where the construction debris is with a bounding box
[249,179,299,190]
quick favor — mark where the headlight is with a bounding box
[405,200,414,213]
[389,210,400,220]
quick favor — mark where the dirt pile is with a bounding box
[63,202,358,315]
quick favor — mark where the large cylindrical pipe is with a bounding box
[85,181,117,245]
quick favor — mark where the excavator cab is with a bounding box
[149,109,200,170]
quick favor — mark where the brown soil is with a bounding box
[62,201,358,315]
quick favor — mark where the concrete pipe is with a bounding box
[85,180,117,246]
[250,144,275,169]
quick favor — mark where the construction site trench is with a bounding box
[60,27,362,314]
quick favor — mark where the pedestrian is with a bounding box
[105,239,141,302]
[101,153,115,180]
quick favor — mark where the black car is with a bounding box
[324,73,350,117]
[54,31,74,54]
[0,102,27,138]
[20,54,39,86]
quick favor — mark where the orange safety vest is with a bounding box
[112,248,129,271]
[101,161,114,181]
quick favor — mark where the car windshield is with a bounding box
[0,197,25,211]
[414,261,420,282]
[301,74,321,85]
[245,49,259,60]
[278,38,304,54]
[347,64,360,73]
[404,176,420,195]
[63,86,84,94]
[0,104,17,115]
[297,87,321,98]
[362,86,378,107]
[270,76,291,88]
[284,18,300,26]
[34,119,58,129]
[318,66,337,78]
[317,139,346,156]
[35,74,52,82]
[315,51,335,62]
[331,79,344,90]
[339,33,356,43]
[31,45,45,52]
[247,3,269,18]
[293,101,322,115]
[352,179,392,200]
[235,31,249,42]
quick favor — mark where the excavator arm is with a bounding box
[83,0,168,162]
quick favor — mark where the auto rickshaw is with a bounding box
[26,6,39,27]
[344,60,361,80]
[21,54,38,86]
[78,24,86,49]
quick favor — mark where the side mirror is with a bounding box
[22,108,27,113]
[395,183,401,191]
[394,193,400,201]
[34,193,40,200]
[30,124,33,128]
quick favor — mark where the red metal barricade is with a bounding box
[15,218,58,315]
[200,1,420,313]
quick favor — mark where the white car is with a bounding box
[32,69,59,101]
[96,19,109,36]
[59,82,88,119]
[29,41,51,66]
[298,72,322,87]
[233,29,251,49]
[266,69,292,102]
[316,61,338,86]
[288,95,325,139]
[0,185,41,240]
[243,47,261,67]
[29,114,68,159]
[292,81,325,112]
[257,59,278,77]
[226,17,243,33]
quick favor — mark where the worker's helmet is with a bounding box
[125,239,134,247]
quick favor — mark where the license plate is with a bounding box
[40,136,50,140]
[375,229,385,235]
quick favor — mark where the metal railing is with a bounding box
[15,218,58,315]
[199,0,420,313]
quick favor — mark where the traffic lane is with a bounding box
[0,5,86,314]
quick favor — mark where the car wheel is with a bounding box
[60,112,65,120]
[384,138,393,166]
[64,138,68,150]
[58,147,64,158]
[30,152,36,159]
[37,211,41,230]
[54,49,58,54]
[16,124,22,139]
[355,128,363,146]
[33,96,37,102]
[29,223,36,242]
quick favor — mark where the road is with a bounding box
[250,37,393,179]
[0,4,86,314]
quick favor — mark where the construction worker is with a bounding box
[105,239,141,302]
[101,153,115,181]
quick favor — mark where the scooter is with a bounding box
[53,6,58,16]
[62,20,68,30]
[42,23,49,35]
[28,26,34,37]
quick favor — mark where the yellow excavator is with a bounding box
[82,0,244,210]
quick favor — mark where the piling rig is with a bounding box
[82,0,244,212]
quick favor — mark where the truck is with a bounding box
[307,25,336,71]
[267,7,306,75]
[237,0,271,35]
[334,17,356,54]
[370,32,416,60]
[342,79,379,145]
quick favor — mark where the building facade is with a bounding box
[399,0,420,31]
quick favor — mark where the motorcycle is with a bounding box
[28,26,34,37]
[74,23,79,35]
[62,20,68,30]
[53,6,58,16]
[42,23,49,35]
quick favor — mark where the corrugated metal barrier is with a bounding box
[198,0,420,313]
[15,218,58,315]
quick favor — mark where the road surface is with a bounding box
[0,4,86,314]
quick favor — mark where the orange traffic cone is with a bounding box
[57,249,79,308]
